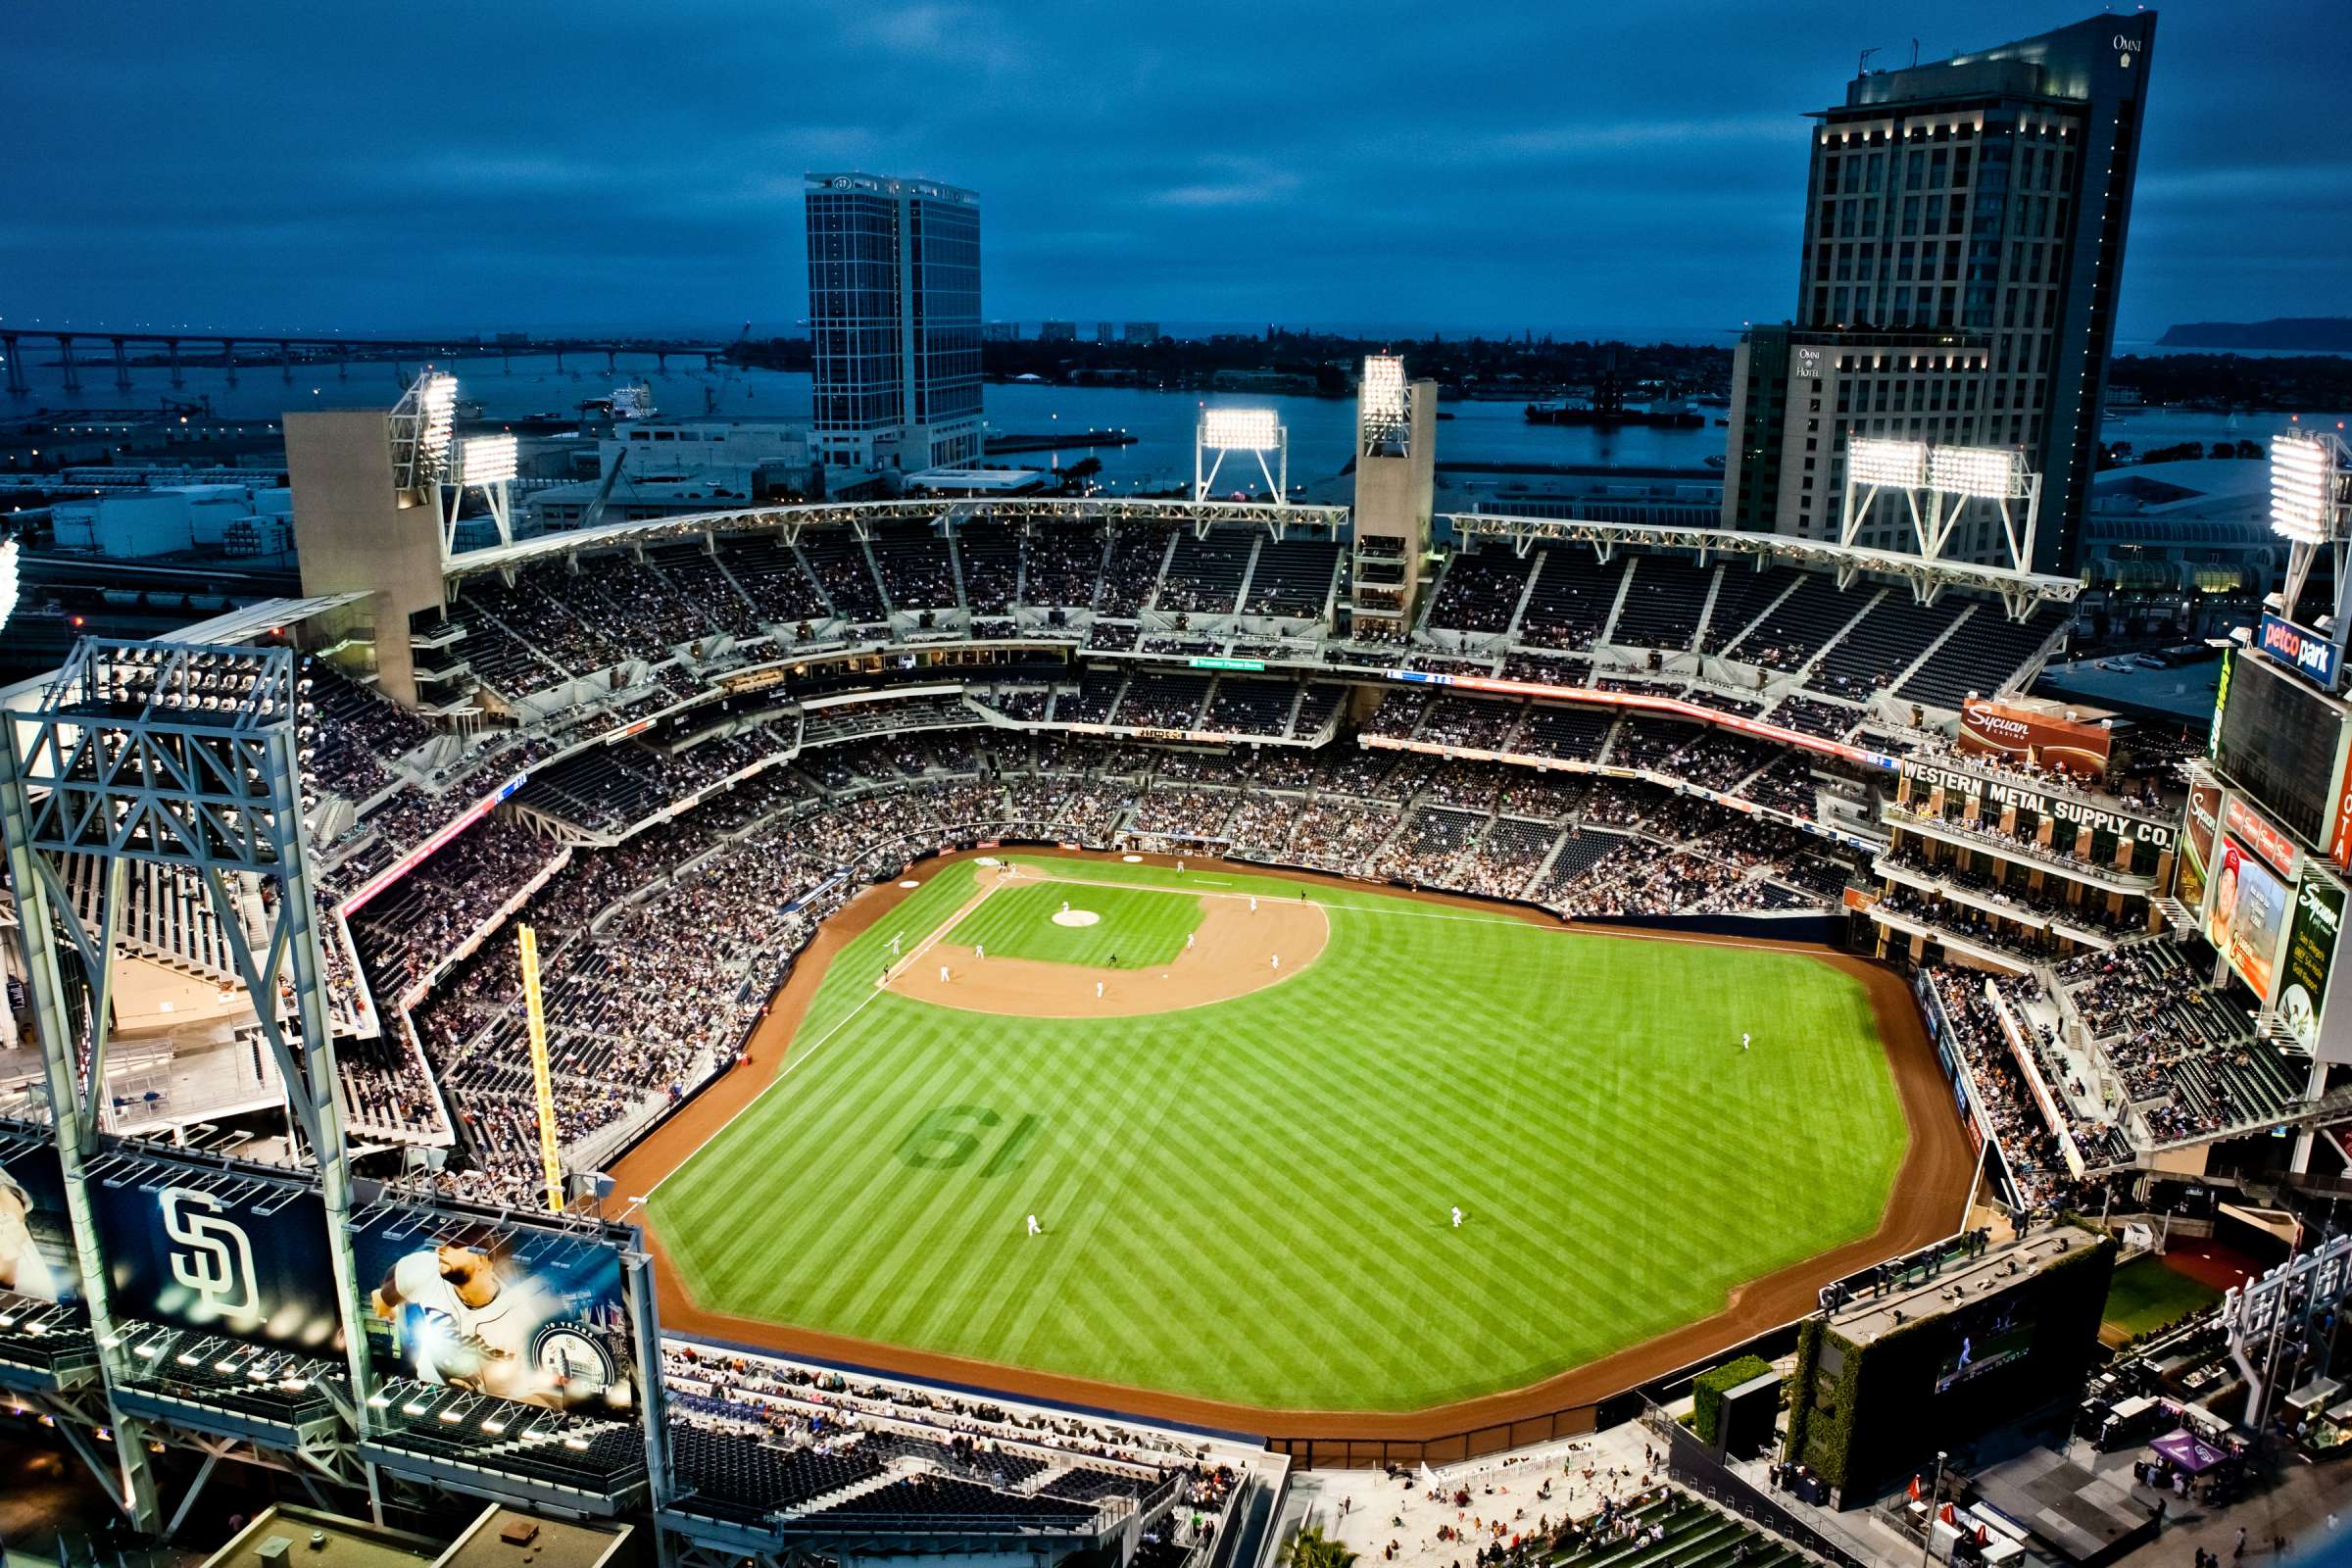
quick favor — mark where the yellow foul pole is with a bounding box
[517,924,564,1214]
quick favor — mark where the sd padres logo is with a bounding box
[160,1187,260,1321]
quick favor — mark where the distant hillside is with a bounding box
[2157,317,2352,351]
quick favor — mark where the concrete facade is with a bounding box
[284,408,445,707]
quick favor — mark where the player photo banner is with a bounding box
[91,1158,341,1350]
[352,1210,639,1416]
[0,1127,76,1304]
[2209,838,2293,1000]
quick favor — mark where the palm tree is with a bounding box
[1287,1526,1358,1568]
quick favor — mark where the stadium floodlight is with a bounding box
[443,429,517,557]
[1847,437,1928,490]
[1927,444,2024,500]
[461,433,518,486]
[1841,437,2040,575]
[1201,408,1282,452]
[2270,427,2352,632]
[418,373,458,467]
[2271,427,2338,546]
[1360,354,1410,456]
[1196,408,1288,503]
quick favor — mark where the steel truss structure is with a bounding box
[0,638,377,1527]
[1839,451,2042,579]
[1446,511,2079,619]
[2223,1230,2351,1433]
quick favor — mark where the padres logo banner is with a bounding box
[94,1157,339,1350]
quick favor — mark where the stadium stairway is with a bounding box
[1551,1494,1805,1568]
[784,1456,937,1519]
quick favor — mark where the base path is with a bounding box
[609,846,1973,1449]
[884,869,1328,1017]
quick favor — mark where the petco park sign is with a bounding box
[1898,760,2177,849]
[2260,612,2342,692]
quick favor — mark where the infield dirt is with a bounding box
[879,865,1329,1017]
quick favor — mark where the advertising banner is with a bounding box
[1897,759,2177,849]
[353,1211,639,1414]
[93,1159,341,1350]
[2211,838,2293,1000]
[2180,784,2222,914]
[2209,648,2233,759]
[2331,744,2352,873]
[1957,698,2114,776]
[2260,612,2342,691]
[2227,796,2301,878]
[2281,875,2345,1053]
[0,1131,75,1303]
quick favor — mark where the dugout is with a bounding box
[1783,1223,2117,1506]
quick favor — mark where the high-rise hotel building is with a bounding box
[805,172,983,473]
[1722,15,2155,574]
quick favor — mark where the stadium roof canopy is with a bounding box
[1446,511,2080,617]
[439,498,1351,582]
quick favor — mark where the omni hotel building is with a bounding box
[805,172,984,473]
[1723,14,2156,575]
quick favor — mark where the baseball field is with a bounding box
[641,852,1921,1416]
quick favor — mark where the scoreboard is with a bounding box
[2212,649,2352,856]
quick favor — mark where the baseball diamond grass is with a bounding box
[947,881,1202,968]
[650,856,1911,1412]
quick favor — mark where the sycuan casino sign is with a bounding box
[2259,612,2341,692]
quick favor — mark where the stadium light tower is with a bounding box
[2271,426,2352,628]
[1360,354,1412,458]
[444,431,519,556]
[1195,407,1287,503]
[1842,436,2040,572]
[388,368,457,506]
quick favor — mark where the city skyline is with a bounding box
[6,1,2342,344]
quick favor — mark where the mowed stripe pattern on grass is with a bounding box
[651,856,1909,1413]
[948,881,1202,969]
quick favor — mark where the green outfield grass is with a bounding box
[2101,1254,2223,1340]
[946,880,1202,969]
[651,856,1911,1412]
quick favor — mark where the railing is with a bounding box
[1637,1402,1862,1568]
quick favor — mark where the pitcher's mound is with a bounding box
[1053,909,1102,927]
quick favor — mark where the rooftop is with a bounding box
[1828,1228,2092,1346]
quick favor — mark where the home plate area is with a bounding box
[883,870,1327,1017]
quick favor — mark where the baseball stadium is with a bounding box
[1,359,2346,1568]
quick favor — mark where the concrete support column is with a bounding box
[57,333,81,393]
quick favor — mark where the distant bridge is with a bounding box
[0,326,733,396]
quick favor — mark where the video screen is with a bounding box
[1934,1294,2038,1395]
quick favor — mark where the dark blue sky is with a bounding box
[5,1,2341,343]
